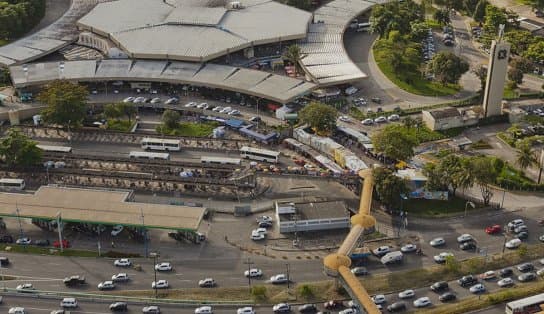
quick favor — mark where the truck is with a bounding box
[349,247,371,265]
[381,251,403,265]
[63,275,86,287]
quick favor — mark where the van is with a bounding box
[60,297,78,308]
[381,251,403,265]
[0,257,9,266]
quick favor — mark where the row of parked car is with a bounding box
[184,102,242,116]
[361,114,400,125]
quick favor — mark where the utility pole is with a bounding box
[286,263,290,292]
[141,209,148,258]
[15,204,24,241]
[56,212,63,252]
[150,252,159,298]
[243,258,254,293]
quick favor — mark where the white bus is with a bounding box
[129,151,170,160]
[0,178,25,191]
[36,144,72,153]
[240,146,280,163]
[141,138,181,151]
[506,293,544,314]
[201,156,241,166]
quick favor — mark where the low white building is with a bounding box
[422,107,479,131]
[275,201,350,233]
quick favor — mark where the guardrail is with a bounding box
[1,288,253,306]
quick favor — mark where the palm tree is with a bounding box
[516,142,537,171]
[283,44,303,76]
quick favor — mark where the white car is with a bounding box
[457,233,474,243]
[508,219,525,229]
[98,280,115,290]
[372,294,386,304]
[270,274,288,284]
[184,102,197,108]
[339,309,356,314]
[413,297,431,308]
[165,98,179,105]
[251,230,265,241]
[497,277,514,287]
[198,278,216,288]
[8,307,26,314]
[123,97,135,103]
[195,306,213,314]
[339,115,351,122]
[372,246,390,257]
[16,237,31,245]
[155,262,172,271]
[152,280,169,289]
[505,238,522,249]
[112,273,130,282]
[133,97,146,103]
[237,307,255,314]
[272,303,291,313]
[388,114,400,121]
[400,244,417,253]
[255,227,267,235]
[228,110,241,116]
[429,237,446,247]
[197,103,208,109]
[111,225,124,236]
[469,283,486,294]
[398,289,415,299]
[244,268,263,277]
[220,107,232,113]
[361,118,374,125]
[434,252,454,263]
[114,258,132,267]
[150,98,161,104]
[142,305,161,313]
[212,106,223,112]
[16,283,34,292]
[374,116,387,123]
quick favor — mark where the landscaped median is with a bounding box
[0,244,140,258]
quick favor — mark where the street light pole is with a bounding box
[150,252,158,298]
[56,212,63,252]
[244,258,254,293]
[286,263,290,291]
[502,233,508,255]
[464,201,475,218]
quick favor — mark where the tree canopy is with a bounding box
[427,52,469,85]
[0,128,42,167]
[372,124,418,162]
[283,45,303,75]
[370,0,422,38]
[37,80,89,128]
[298,102,338,135]
[373,167,409,209]
[470,156,500,206]
[0,0,46,40]
[104,102,137,123]
[161,109,181,129]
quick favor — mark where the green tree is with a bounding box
[471,0,488,22]
[508,67,524,88]
[444,255,461,274]
[370,0,423,38]
[37,80,88,128]
[433,9,451,25]
[470,156,498,206]
[423,162,449,191]
[427,52,469,85]
[0,67,10,86]
[505,30,538,56]
[515,142,537,171]
[162,109,180,129]
[103,104,123,121]
[250,285,267,301]
[297,284,314,298]
[373,167,409,209]
[372,124,417,161]
[525,41,544,63]
[473,65,488,94]
[0,128,42,167]
[116,102,137,123]
[410,21,430,42]
[283,44,303,76]
[298,102,338,135]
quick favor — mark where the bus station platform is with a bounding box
[0,186,205,231]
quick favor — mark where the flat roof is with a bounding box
[9,60,316,104]
[279,200,347,221]
[77,0,312,62]
[298,0,374,86]
[0,0,99,66]
[0,186,205,231]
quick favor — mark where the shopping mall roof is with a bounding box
[299,0,378,86]
[77,0,312,62]
[9,59,316,103]
[0,186,205,231]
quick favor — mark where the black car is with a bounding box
[109,302,128,312]
[517,231,529,240]
[500,268,513,278]
[386,301,406,312]
[460,241,477,251]
[430,281,449,292]
[258,221,273,228]
[298,304,317,313]
[439,292,456,302]
[458,275,478,287]
[518,272,537,282]
[0,257,9,267]
[34,239,50,246]
[0,235,13,243]
[517,263,535,273]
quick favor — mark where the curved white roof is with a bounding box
[77,0,312,62]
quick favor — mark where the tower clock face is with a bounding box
[498,49,507,60]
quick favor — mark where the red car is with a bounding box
[485,224,502,234]
[53,239,70,248]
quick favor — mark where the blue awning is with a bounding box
[225,119,245,128]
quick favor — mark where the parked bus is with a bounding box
[240,146,280,163]
[36,145,72,153]
[506,293,544,314]
[129,151,170,160]
[356,22,371,32]
[141,138,181,151]
[0,178,25,191]
[201,156,241,166]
